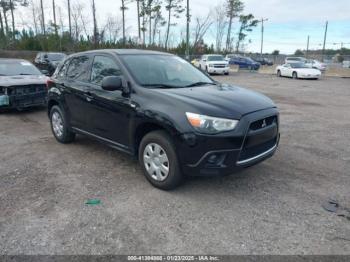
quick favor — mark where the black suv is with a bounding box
[47,49,280,190]
[34,52,66,76]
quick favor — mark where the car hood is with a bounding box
[295,68,321,74]
[153,84,276,119]
[0,75,48,87]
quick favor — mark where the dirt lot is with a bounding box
[0,73,349,255]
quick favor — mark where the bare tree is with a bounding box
[52,0,57,35]
[67,0,72,38]
[213,5,227,52]
[164,0,184,49]
[29,0,38,34]
[0,7,4,36]
[103,15,122,43]
[1,0,10,35]
[39,0,45,34]
[225,0,243,51]
[71,2,86,41]
[136,0,141,40]
[92,0,98,46]
[192,13,213,51]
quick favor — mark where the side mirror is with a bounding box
[101,76,123,91]
[202,59,207,62]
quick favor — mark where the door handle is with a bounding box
[84,92,93,102]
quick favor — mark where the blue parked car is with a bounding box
[228,56,260,70]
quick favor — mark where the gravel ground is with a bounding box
[0,72,349,255]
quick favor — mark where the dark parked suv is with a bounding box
[34,52,66,76]
[47,49,280,190]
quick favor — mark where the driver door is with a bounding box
[84,55,133,149]
[281,64,291,76]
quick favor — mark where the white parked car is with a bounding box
[343,61,350,68]
[199,54,230,75]
[276,63,322,79]
[285,57,307,64]
[305,59,327,71]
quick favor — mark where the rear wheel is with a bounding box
[277,70,281,77]
[139,130,183,190]
[292,72,298,79]
[50,105,75,143]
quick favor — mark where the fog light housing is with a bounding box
[205,153,227,168]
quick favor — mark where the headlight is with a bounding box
[186,112,239,134]
[209,64,214,67]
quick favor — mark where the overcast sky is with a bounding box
[16,0,350,54]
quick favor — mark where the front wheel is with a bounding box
[292,72,298,79]
[139,130,183,190]
[50,105,75,143]
[277,70,281,77]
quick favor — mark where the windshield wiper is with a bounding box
[142,84,181,89]
[185,81,216,87]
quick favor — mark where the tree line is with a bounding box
[0,0,260,55]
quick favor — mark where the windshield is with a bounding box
[290,63,308,68]
[120,55,214,88]
[207,55,224,61]
[246,58,255,63]
[46,53,66,61]
[0,60,42,76]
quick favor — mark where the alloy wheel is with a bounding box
[52,111,64,138]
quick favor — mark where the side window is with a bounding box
[66,55,90,81]
[90,55,122,85]
[56,59,70,78]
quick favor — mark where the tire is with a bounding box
[50,105,75,143]
[139,130,183,190]
[277,70,281,77]
[292,72,298,79]
[224,72,229,75]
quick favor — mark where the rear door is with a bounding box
[83,54,132,149]
[62,55,92,129]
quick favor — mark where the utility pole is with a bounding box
[67,0,72,38]
[185,0,190,60]
[322,21,328,62]
[260,18,268,57]
[306,35,310,58]
[40,0,46,35]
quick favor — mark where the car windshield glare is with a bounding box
[207,56,224,61]
[121,54,214,88]
[290,63,308,68]
[0,61,42,76]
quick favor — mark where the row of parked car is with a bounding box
[0,49,280,189]
[191,54,269,73]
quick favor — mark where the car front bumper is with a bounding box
[299,74,321,79]
[207,67,230,74]
[176,108,280,176]
[0,85,47,109]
